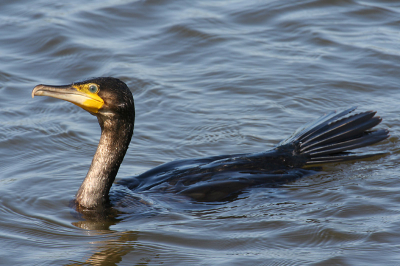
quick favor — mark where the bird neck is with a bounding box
[76,115,134,209]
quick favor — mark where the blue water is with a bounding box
[1,0,400,265]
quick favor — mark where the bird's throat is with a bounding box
[76,116,134,209]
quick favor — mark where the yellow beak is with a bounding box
[32,84,104,113]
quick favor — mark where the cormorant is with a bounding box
[32,77,389,210]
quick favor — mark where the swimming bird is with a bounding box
[32,77,389,210]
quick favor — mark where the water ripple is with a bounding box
[1,0,400,265]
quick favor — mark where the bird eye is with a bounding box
[89,84,99,93]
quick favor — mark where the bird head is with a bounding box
[32,77,135,120]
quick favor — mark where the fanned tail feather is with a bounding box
[279,107,389,165]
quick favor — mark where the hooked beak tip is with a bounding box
[32,84,55,99]
[32,85,44,98]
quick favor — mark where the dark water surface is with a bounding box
[1,0,400,265]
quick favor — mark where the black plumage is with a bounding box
[32,77,389,209]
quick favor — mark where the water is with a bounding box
[1,0,400,265]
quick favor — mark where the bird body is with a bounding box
[32,77,389,210]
